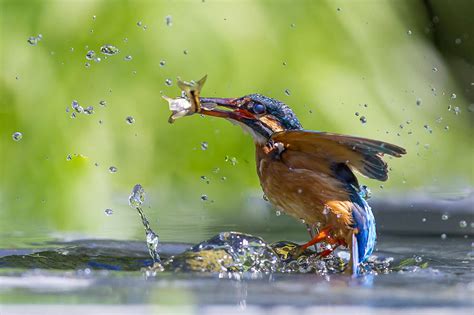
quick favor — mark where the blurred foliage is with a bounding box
[0,0,472,244]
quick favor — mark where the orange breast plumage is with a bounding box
[255,143,354,240]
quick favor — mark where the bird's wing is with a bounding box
[271,130,406,181]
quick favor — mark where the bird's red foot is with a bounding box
[300,226,332,251]
[317,239,347,258]
[291,226,347,259]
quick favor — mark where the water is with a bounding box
[128,184,161,263]
[85,50,96,60]
[0,192,472,312]
[11,132,22,142]
[165,15,172,27]
[0,235,472,312]
[27,34,42,46]
[125,116,135,124]
[100,44,119,56]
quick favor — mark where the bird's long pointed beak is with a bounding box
[199,97,255,121]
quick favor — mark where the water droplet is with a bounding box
[441,233,447,240]
[451,93,457,99]
[422,218,427,223]
[100,44,120,56]
[142,25,147,30]
[201,141,208,150]
[441,213,449,220]
[290,23,296,28]
[66,154,72,161]
[221,176,226,181]
[284,89,291,96]
[355,112,360,116]
[300,218,305,224]
[125,116,135,124]
[12,132,22,141]
[124,55,132,61]
[159,59,166,67]
[71,100,83,113]
[322,206,330,215]
[275,210,281,216]
[84,106,94,115]
[104,208,113,216]
[94,57,101,63]
[407,30,412,35]
[201,194,208,201]
[360,116,367,124]
[459,220,467,228]
[416,98,422,106]
[424,124,432,133]
[86,50,96,60]
[432,67,438,72]
[92,15,96,20]
[165,15,173,26]
[336,7,341,12]
[165,78,172,86]
[109,166,118,173]
[27,35,41,46]
[444,125,449,131]
[183,49,188,55]
[453,106,461,115]
[414,256,422,263]
[455,38,462,45]
[99,100,106,107]
[137,21,142,27]
[129,184,145,208]
[85,62,91,68]
[229,157,238,166]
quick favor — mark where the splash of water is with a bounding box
[128,184,161,264]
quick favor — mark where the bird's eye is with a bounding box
[252,103,266,114]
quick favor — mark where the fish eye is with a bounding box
[252,103,266,114]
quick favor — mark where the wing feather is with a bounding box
[271,130,406,181]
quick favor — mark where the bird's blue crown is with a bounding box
[247,94,303,131]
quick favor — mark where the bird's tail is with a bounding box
[350,190,377,276]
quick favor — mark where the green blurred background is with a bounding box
[0,0,473,246]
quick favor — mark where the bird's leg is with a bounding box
[291,226,332,258]
[300,226,332,251]
[306,224,315,239]
[305,224,318,251]
[317,239,347,258]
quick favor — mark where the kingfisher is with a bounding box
[172,92,406,274]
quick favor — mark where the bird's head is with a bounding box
[200,94,302,144]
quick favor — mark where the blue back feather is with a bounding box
[349,187,376,263]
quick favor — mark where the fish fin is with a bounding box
[271,130,406,181]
